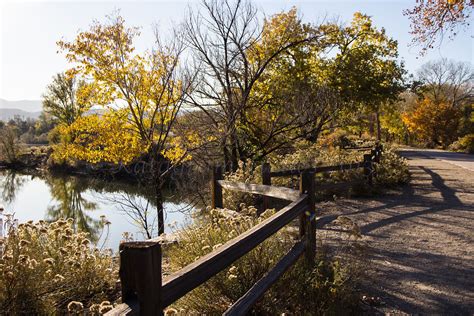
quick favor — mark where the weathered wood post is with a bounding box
[211,166,223,209]
[119,241,162,315]
[363,154,373,186]
[260,162,272,214]
[376,144,383,163]
[299,170,316,265]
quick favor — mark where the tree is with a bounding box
[183,1,318,170]
[327,12,406,140]
[403,97,462,146]
[242,9,343,159]
[42,73,93,125]
[0,125,22,164]
[413,58,474,141]
[417,58,473,106]
[57,14,193,235]
[404,0,473,54]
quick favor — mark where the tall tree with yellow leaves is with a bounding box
[57,14,194,235]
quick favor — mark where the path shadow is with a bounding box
[359,164,470,234]
[420,166,463,205]
[360,248,474,315]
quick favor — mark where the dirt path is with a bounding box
[318,149,474,315]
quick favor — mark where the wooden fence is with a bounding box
[106,144,383,316]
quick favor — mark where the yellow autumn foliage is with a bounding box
[54,14,190,167]
[51,111,147,164]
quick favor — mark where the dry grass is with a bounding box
[0,219,118,314]
[163,206,364,314]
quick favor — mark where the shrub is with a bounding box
[317,129,355,148]
[267,143,409,194]
[165,206,361,314]
[266,144,367,196]
[221,143,410,202]
[0,219,118,314]
[374,146,410,186]
[449,134,474,154]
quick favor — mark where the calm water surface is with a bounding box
[0,170,191,249]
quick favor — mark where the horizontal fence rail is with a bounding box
[160,195,308,307]
[106,144,383,315]
[269,161,365,177]
[218,180,302,201]
[342,145,373,151]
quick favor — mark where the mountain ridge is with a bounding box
[0,108,42,121]
[0,98,43,112]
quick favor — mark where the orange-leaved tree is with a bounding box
[404,0,473,54]
[403,97,462,147]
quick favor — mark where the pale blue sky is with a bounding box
[0,0,472,101]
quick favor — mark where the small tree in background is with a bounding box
[0,125,22,164]
[42,73,94,126]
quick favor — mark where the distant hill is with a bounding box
[0,108,42,121]
[0,98,42,112]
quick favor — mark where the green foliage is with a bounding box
[449,134,474,153]
[268,142,366,187]
[0,125,22,163]
[374,147,411,186]
[268,142,409,194]
[42,73,93,126]
[165,206,361,314]
[0,219,117,314]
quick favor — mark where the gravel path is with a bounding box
[317,149,474,315]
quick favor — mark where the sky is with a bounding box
[0,0,472,101]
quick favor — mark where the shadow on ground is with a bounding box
[318,150,474,315]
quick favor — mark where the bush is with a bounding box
[165,206,362,314]
[374,147,410,186]
[0,219,118,314]
[221,143,410,201]
[449,134,474,154]
[317,129,355,148]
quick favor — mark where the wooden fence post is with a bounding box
[211,166,223,209]
[376,144,383,163]
[363,154,373,186]
[299,170,316,265]
[119,241,162,316]
[261,162,272,214]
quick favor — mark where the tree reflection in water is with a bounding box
[0,171,26,204]
[0,170,195,244]
[45,175,103,242]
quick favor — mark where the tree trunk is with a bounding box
[375,111,382,141]
[230,133,239,172]
[368,113,375,136]
[150,144,166,237]
[155,177,165,236]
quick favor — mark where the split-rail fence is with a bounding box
[106,145,383,315]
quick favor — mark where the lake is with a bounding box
[0,170,192,250]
